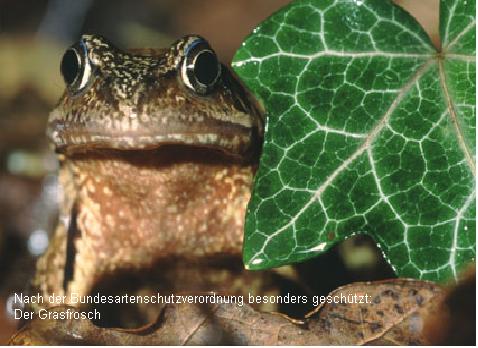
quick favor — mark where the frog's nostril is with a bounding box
[61,48,80,85]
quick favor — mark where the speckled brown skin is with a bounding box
[48,35,262,157]
[31,34,264,309]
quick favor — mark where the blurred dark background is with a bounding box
[0,0,439,342]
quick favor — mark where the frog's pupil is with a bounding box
[194,51,218,86]
[61,49,80,85]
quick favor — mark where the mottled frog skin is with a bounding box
[31,34,264,309]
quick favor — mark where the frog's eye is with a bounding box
[60,41,93,94]
[181,38,221,94]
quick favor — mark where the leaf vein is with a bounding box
[232,51,432,67]
[437,58,476,176]
[449,187,475,279]
[445,18,476,51]
[446,54,476,62]
[247,59,434,267]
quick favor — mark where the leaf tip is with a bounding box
[245,257,265,270]
[307,242,327,253]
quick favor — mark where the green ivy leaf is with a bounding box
[232,0,475,281]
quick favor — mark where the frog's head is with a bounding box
[48,34,263,160]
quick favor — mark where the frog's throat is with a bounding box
[34,148,255,304]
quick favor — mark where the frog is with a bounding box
[29,34,278,324]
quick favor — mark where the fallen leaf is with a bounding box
[306,279,443,345]
[9,279,444,345]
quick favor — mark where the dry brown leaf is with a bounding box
[305,279,443,345]
[9,279,443,345]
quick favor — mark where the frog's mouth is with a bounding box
[47,116,262,161]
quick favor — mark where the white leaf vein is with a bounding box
[247,59,435,266]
